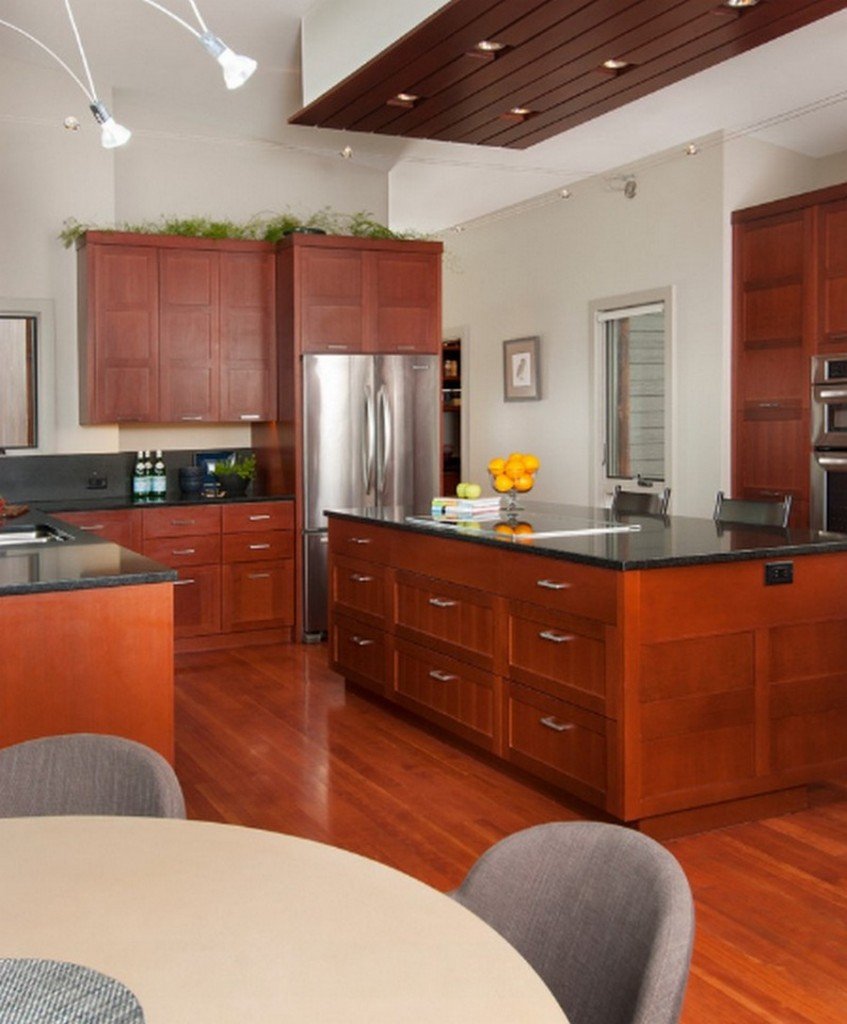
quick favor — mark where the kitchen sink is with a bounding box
[0,523,72,547]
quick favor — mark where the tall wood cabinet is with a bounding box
[733,180,847,529]
[78,232,276,424]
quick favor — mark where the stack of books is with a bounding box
[431,496,503,521]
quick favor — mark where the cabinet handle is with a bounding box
[349,537,371,545]
[539,716,575,733]
[428,597,457,608]
[350,573,374,583]
[536,579,571,591]
[180,415,204,421]
[429,669,457,682]
[350,636,375,647]
[239,414,261,420]
[172,548,196,556]
[248,514,271,521]
[78,524,105,531]
[249,543,271,550]
[170,519,197,526]
[756,401,783,408]
[174,578,195,586]
[248,572,271,580]
[327,344,349,351]
[396,345,416,351]
[538,630,574,644]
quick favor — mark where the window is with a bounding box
[0,315,38,449]
[591,290,672,505]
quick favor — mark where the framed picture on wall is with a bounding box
[503,336,541,402]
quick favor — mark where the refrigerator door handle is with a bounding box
[363,384,376,495]
[376,384,392,498]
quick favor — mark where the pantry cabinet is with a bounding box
[77,233,276,425]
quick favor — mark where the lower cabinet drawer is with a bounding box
[330,613,387,696]
[331,555,387,625]
[506,681,611,808]
[222,530,294,563]
[143,534,221,568]
[173,565,222,638]
[55,509,142,551]
[222,559,294,632]
[392,639,495,751]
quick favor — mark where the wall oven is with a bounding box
[811,353,847,531]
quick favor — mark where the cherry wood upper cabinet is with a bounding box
[817,199,847,352]
[281,234,443,355]
[77,233,276,424]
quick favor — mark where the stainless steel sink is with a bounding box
[0,523,71,547]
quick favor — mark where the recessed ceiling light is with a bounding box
[724,0,759,7]
[602,58,630,70]
[387,91,420,109]
[500,106,536,124]
[684,143,699,156]
[476,40,505,52]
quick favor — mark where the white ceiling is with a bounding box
[2,0,847,231]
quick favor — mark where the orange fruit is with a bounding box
[513,474,534,492]
[504,458,526,480]
[494,523,514,535]
[487,457,505,475]
[513,522,533,535]
[523,454,540,473]
[493,473,513,493]
[507,452,524,461]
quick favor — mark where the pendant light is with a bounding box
[137,0,257,90]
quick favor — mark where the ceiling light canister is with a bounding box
[387,91,420,109]
[724,0,759,7]
[340,145,353,159]
[684,143,699,156]
[477,40,505,52]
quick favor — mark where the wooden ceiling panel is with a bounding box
[289,0,847,150]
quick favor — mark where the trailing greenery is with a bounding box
[59,209,425,248]
[213,452,256,481]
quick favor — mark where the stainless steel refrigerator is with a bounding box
[301,353,439,637]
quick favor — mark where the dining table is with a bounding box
[0,816,568,1023]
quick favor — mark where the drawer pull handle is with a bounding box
[239,414,261,420]
[248,572,271,580]
[180,415,204,421]
[248,514,271,521]
[350,573,374,583]
[538,630,574,644]
[173,578,195,586]
[349,537,372,545]
[327,344,349,351]
[78,524,105,531]
[429,669,457,682]
[536,579,571,591]
[172,548,196,556]
[350,636,375,647]
[428,597,457,608]
[170,519,196,526]
[249,543,271,550]
[540,716,575,733]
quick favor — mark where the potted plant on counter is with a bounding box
[213,452,256,497]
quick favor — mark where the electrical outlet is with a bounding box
[764,561,793,586]
[86,473,107,490]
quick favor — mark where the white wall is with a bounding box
[0,57,389,456]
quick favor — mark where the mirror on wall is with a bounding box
[0,315,38,449]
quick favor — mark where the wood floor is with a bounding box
[175,642,847,1023]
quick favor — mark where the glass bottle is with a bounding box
[132,451,146,502]
[152,450,167,500]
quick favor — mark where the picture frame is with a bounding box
[503,336,541,402]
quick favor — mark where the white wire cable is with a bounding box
[187,0,209,34]
[136,0,202,39]
[0,16,93,101]
[63,0,97,101]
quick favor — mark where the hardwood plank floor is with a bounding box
[175,642,847,1023]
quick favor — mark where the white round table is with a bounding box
[0,817,568,1023]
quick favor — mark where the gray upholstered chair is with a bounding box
[713,490,791,528]
[451,822,695,1024]
[612,485,671,516]
[0,733,186,818]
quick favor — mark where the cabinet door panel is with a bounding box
[330,612,387,696]
[370,252,440,354]
[159,249,219,421]
[331,555,387,625]
[300,249,365,353]
[222,559,294,631]
[173,564,221,637]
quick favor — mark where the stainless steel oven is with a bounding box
[811,353,847,530]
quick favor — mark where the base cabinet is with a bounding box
[328,518,847,836]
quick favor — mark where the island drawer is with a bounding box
[330,555,388,625]
[504,555,617,624]
[222,530,294,563]
[222,501,293,534]
[506,681,610,808]
[328,518,393,564]
[394,570,495,670]
[143,534,221,567]
[392,638,495,751]
[143,506,221,539]
[508,602,607,715]
[330,612,387,696]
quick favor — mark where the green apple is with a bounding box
[455,482,468,498]
[465,483,482,499]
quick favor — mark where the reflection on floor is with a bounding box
[175,642,847,1024]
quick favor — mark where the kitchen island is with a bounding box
[327,503,847,836]
[0,511,177,761]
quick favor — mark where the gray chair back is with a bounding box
[713,490,791,528]
[0,733,186,818]
[612,486,671,516]
[451,822,694,1024]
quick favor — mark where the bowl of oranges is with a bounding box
[487,452,540,511]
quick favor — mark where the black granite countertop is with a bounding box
[0,510,176,597]
[325,501,847,570]
[33,490,294,513]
